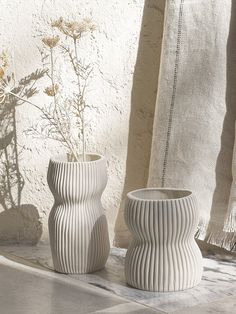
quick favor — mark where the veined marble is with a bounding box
[0,255,160,314]
[0,244,235,313]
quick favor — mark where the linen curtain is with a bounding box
[148,0,236,251]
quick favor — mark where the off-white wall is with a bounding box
[0,0,164,245]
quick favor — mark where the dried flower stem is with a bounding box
[73,39,81,94]
[50,48,79,160]
[49,48,64,137]
[74,38,85,161]
[50,48,57,108]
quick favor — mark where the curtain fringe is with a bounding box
[224,209,236,233]
[195,219,236,252]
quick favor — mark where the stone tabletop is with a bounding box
[0,242,235,314]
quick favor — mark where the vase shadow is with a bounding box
[87,214,110,273]
[113,0,165,247]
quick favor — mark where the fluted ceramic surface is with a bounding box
[47,154,110,274]
[125,188,203,292]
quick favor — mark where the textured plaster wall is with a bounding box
[0,0,165,245]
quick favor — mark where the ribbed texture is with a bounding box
[47,155,110,274]
[124,188,203,292]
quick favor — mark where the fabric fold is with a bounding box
[148,0,236,251]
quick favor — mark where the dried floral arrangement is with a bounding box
[35,17,96,161]
[0,16,96,162]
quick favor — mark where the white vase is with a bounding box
[125,188,203,292]
[47,154,110,274]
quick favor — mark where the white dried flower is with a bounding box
[51,17,96,40]
[42,35,60,48]
[44,83,59,97]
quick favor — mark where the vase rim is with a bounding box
[127,187,193,202]
[49,153,105,164]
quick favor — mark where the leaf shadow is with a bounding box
[0,69,46,245]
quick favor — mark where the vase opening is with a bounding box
[51,153,102,163]
[128,188,192,201]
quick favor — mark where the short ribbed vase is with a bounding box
[47,154,110,274]
[125,188,203,292]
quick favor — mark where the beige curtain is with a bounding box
[148,0,236,251]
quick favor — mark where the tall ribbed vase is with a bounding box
[47,154,110,274]
[125,188,203,292]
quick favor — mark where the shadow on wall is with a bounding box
[206,0,236,251]
[113,0,166,248]
[0,71,44,245]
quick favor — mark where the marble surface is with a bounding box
[0,244,235,314]
[173,295,236,314]
[0,255,162,314]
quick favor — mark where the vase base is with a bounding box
[53,265,106,274]
[126,278,202,292]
